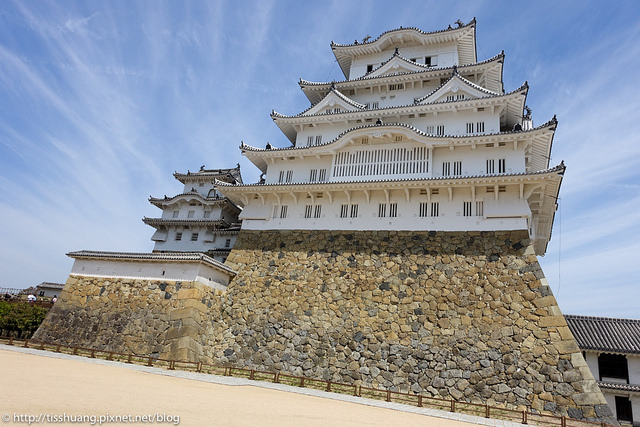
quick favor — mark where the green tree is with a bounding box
[0,301,48,338]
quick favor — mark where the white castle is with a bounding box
[216,19,563,256]
[144,166,243,263]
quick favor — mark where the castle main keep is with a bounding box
[33,20,616,423]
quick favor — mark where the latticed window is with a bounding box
[463,201,472,217]
[466,122,474,133]
[486,159,495,174]
[431,202,439,217]
[340,204,348,218]
[333,147,429,179]
[453,161,462,175]
[350,204,359,218]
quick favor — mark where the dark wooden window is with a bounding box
[615,396,633,423]
[598,353,629,381]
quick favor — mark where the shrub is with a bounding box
[0,301,48,338]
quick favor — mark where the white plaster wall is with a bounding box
[161,202,223,220]
[70,258,232,289]
[629,355,640,385]
[181,180,216,197]
[584,352,600,380]
[292,107,503,150]
[632,395,640,425]
[239,187,529,232]
[349,42,457,78]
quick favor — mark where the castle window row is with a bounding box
[278,170,294,183]
[172,210,213,219]
[486,158,506,174]
[277,157,508,184]
[307,135,323,146]
[419,202,439,217]
[309,168,327,182]
[425,125,445,135]
[333,146,429,178]
[304,204,322,219]
[272,200,495,220]
[463,201,484,217]
[378,202,398,218]
[466,122,485,133]
[442,161,462,176]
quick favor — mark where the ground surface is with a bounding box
[0,345,524,427]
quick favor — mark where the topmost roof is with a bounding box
[174,165,243,185]
[331,19,477,79]
[565,314,640,354]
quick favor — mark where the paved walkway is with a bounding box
[1,344,526,426]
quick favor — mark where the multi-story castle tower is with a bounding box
[34,20,616,423]
[144,165,243,263]
[218,20,562,256]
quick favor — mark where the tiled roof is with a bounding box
[272,81,526,120]
[243,117,557,153]
[216,162,565,189]
[37,282,65,290]
[565,315,640,354]
[67,250,236,275]
[330,19,476,49]
[598,381,640,393]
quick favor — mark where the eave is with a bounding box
[242,118,557,174]
[148,193,240,210]
[142,218,230,229]
[174,167,243,185]
[271,84,528,145]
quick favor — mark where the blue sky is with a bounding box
[0,1,638,318]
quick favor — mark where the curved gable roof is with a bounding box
[293,87,366,117]
[415,69,500,104]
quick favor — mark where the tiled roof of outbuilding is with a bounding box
[565,314,640,354]
[598,381,640,393]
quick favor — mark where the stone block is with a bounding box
[539,315,567,328]
[177,288,200,299]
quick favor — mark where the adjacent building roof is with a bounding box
[67,250,237,276]
[565,314,640,354]
[36,282,65,290]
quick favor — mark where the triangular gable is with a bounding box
[367,55,428,78]
[415,73,499,105]
[301,89,366,116]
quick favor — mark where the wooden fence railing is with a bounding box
[0,336,615,427]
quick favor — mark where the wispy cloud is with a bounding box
[0,1,638,319]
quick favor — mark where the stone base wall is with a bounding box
[210,229,614,422]
[32,229,616,423]
[32,276,224,362]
